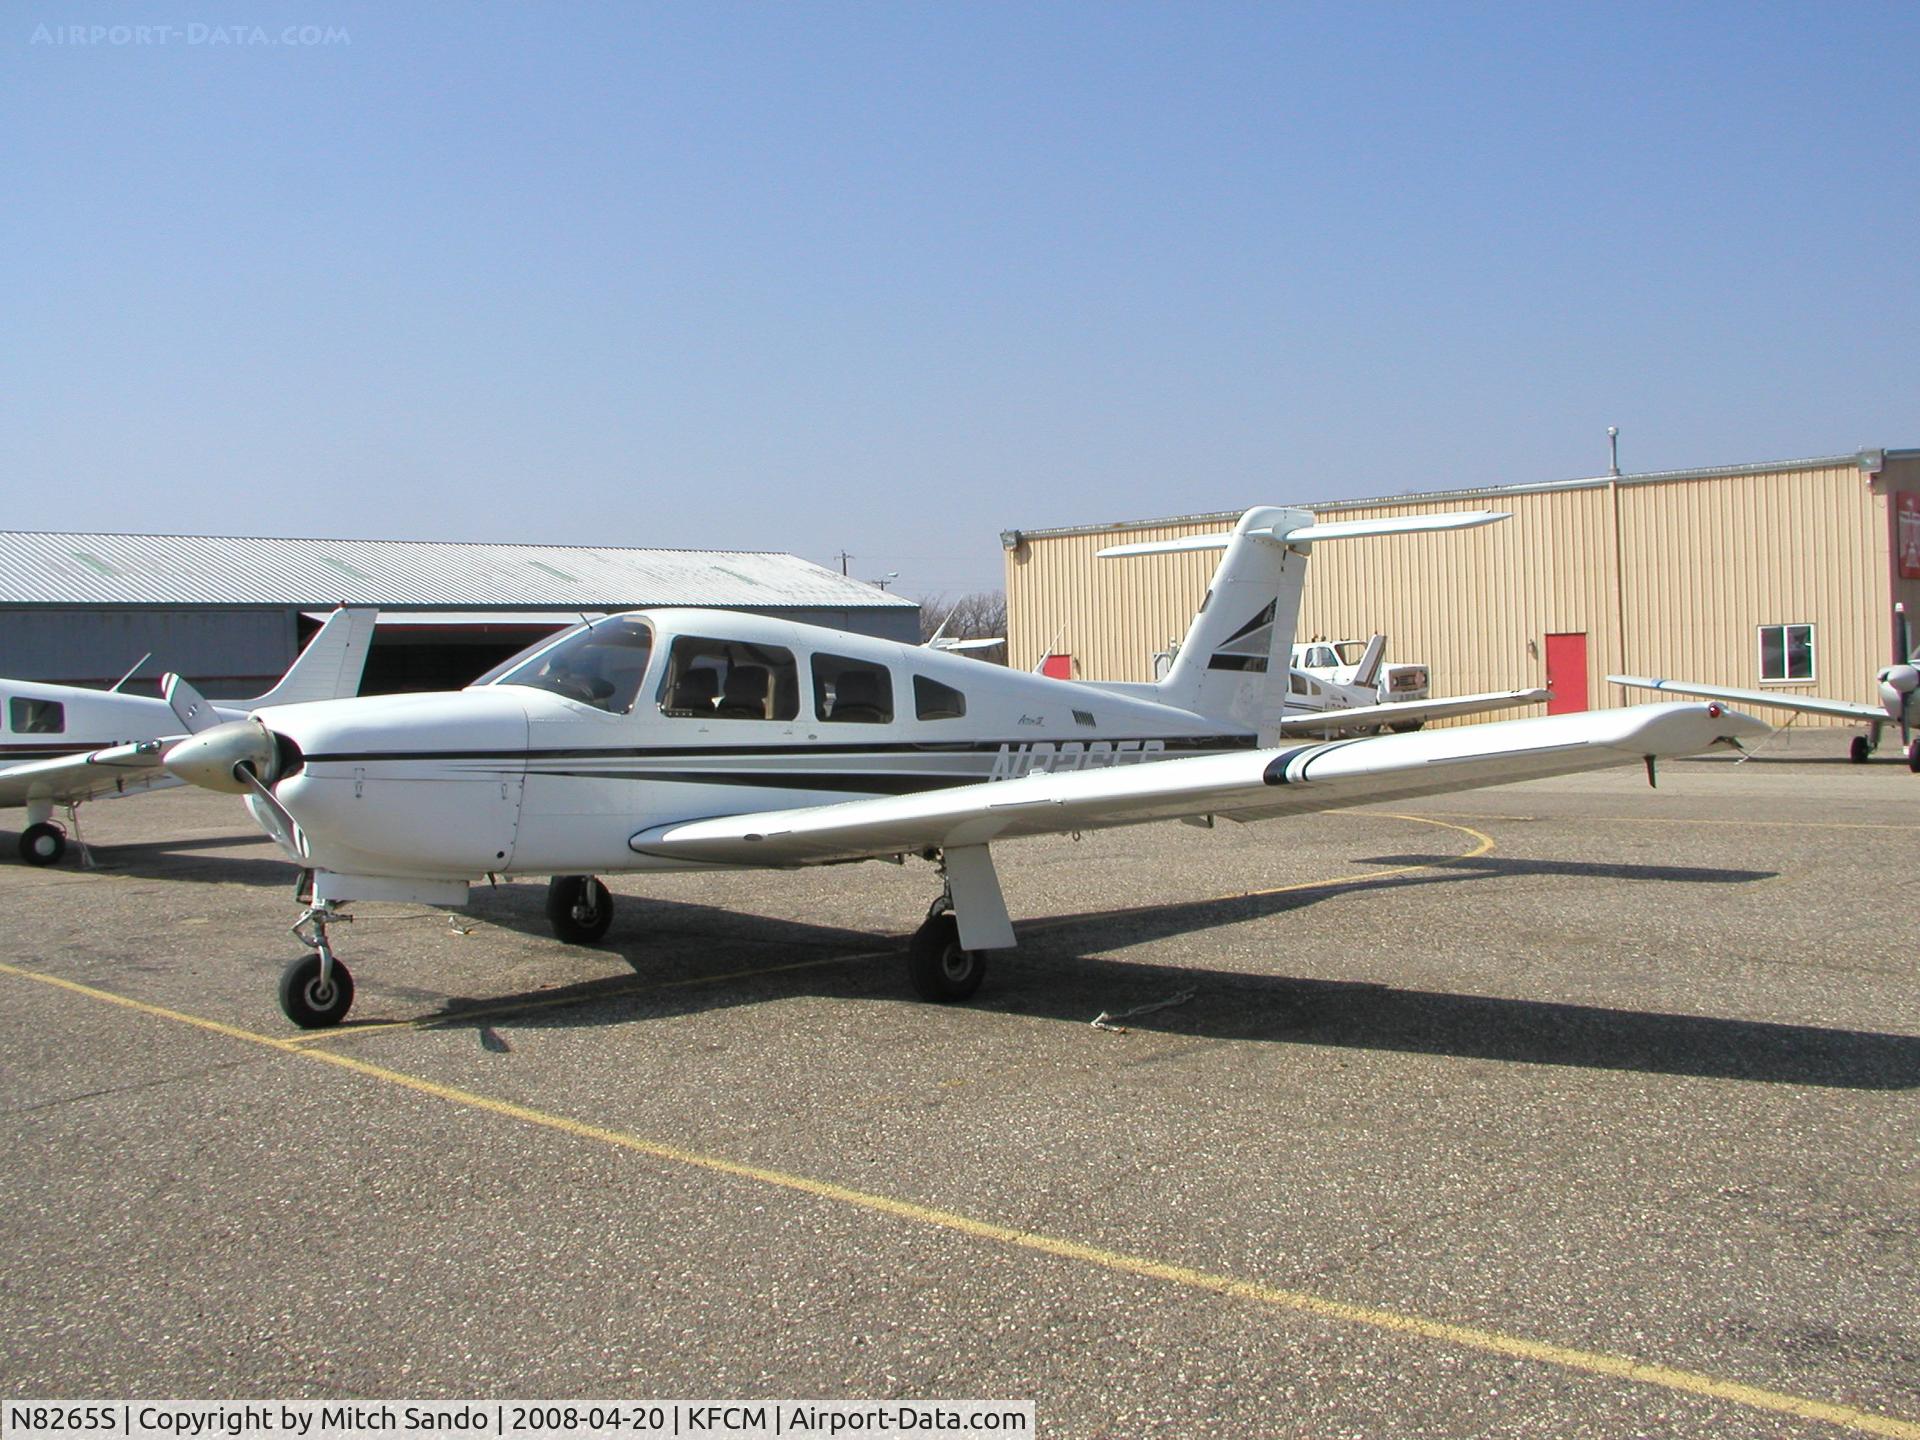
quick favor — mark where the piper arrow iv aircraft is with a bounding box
[161,508,1764,1028]
[1,608,376,865]
[1611,603,1920,771]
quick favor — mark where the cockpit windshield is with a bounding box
[477,616,655,713]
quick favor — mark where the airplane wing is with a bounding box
[631,701,1760,867]
[1276,687,1548,736]
[0,739,177,810]
[1609,674,1887,723]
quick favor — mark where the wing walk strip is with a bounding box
[4,974,1917,1432]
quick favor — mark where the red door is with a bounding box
[1545,633,1588,714]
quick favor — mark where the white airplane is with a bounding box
[159,508,1763,1028]
[1272,653,1545,738]
[1,608,377,865]
[1611,603,1920,771]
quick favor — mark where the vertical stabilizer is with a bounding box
[1099,508,1509,745]
[246,607,378,707]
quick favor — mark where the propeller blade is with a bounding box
[163,674,220,735]
[234,764,308,860]
[1899,603,1914,666]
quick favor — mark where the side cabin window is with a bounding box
[1288,671,1310,697]
[9,697,65,734]
[659,637,799,721]
[914,675,967,721]
[488,616,655,713]
[813,654,893,724]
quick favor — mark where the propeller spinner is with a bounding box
[164,719,308,858]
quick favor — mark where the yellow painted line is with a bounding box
[5,960,1915,1437]
[1413,809,1920,833]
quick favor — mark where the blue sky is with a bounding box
[5,3,1917,599]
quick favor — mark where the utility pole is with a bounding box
[835,551,853,576]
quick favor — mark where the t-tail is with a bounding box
[1099,508,1509,744]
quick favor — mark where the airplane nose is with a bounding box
[164,719,278,793]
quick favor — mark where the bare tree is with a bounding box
[917,590,1008,663]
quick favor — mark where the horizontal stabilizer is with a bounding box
[1098,509,1508,558]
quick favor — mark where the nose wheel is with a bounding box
[278,951,355,1029]
[280,900,355,1028]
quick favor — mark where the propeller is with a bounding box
[1881,603,1918,747]
[163,719,308,858]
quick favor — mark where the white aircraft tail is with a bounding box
[1351,633,1387,690]
[245,607,378,708]
[1099,509,1508,744]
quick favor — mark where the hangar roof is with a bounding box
[0,533,917,611]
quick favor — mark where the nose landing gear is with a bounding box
[280,898,354,1029]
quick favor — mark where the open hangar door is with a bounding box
[301,611,580,696]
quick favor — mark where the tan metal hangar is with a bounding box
[1002,448,1920,726]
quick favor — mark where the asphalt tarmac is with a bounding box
[3,732,1917,1438]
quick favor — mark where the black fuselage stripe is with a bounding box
[301,736,1258,765]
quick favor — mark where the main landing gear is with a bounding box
[20,821,66,866]
[18,797,85,867]
[1851,734,1874,764]
[908,896,988,1002]
[546,875,613,944]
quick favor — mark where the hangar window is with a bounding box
[913,675,967,721]
[8,697,65,734]
[489,616,655,713]
[814,654,893,723]
[659,637,799,721]
[1758,623,1815,683]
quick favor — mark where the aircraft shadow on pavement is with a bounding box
[60,833,294,887]
[390,861,1920,1092]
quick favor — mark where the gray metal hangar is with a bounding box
[0,533,919,695]
[1002,448,1920,727]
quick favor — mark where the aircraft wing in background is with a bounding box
[1609,674,1887,724]
[1276,687,1549,736]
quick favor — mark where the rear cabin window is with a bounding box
[813,654,893,724]
[9,698,65,734]
[913,675,967,721]
[659,637,798,721]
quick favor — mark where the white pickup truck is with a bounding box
[1290,636,1431,704]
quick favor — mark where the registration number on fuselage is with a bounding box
[988,738,1167,781]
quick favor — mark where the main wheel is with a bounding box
[1389,720,1426,734]
[907,912,987,1003]
[19,822,66,866]
[546,875,613,944]
[1850,734,1872,765]
[278,952,354,1029]
[1909,739,1920,774]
